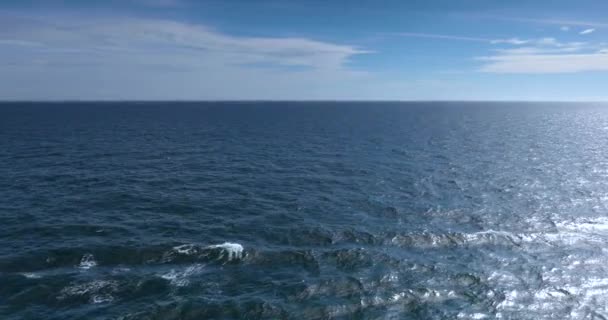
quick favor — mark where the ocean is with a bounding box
[2,102,608,319]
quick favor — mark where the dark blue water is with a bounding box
[2,102,608,319]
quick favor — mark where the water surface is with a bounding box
[2,102,608,319]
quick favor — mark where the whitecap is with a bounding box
[206,242,244,261]
[173,244,198,255]
[165,242,245,262]
[20,272,42,279]
[457,312,489,319]
[79,253,97,269]
[556,217,608,233]
[91,294,114,304]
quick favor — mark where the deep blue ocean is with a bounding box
[2,102,608,319]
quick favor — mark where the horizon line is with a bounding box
[1,100,608,103]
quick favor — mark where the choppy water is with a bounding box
[2,102,608,319]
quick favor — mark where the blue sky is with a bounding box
[1,0,608,100]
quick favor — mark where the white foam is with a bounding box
[91,294,114,304]
[111,267,131,274]
[79,253,97,269]
[20,272,42,279]
[160,264,204,287]
[58,280,118,303]
[173,244,197,255]
[206,242,244,261]
[556,217,608,233]
[457,312,489,319]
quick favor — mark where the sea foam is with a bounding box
[79,253,97,269]
[20,272,42,279]
[206,242,244,261]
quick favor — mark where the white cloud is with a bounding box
[0,39,43,46]
[0,15,368,71]
[560,26,570,31]
[393,32,489,42]
[394,33,592,56]
[489,37,589,55]
[580,28,595,35]
[0,13,378,100]
[490,38,529,45]
[479,52,608,73]
[492,37,585,49]
[395,34,589,52]
[395,33,535,46]
[479,35,608,73]
[493,45,586,55]
[476,15,608,28]
[536,37,559,46]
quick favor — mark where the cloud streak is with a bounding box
[479,38,608,74]
[395,33,590,50]
[0,12,378,100]
[132,0,185,7]
[490,38,529,45]
[0,14,369,71]
[390,31,608,74]
[477,16,608,28]
[393,32,490,42]
[479,52,608,73]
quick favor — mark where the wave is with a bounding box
[205,242,244,261]
[78,253,97,269]
[169,242,245,262]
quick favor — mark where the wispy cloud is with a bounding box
[488,37,590,55]
[493,45,587,56]
[392,32,489,42]
[479,52,608,73]
[0,12,377,100]
[479,37,608,73]
[133,0,185,7]
[0,14,368,71]
[580,28,595,35]
[490,38,529,45]
[395,33,586,52]
[0,39,43,47]
[392,31,608,74]
[560,26,570,31]
[476,16,608,28]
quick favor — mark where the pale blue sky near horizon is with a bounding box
[1,0,608,101]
